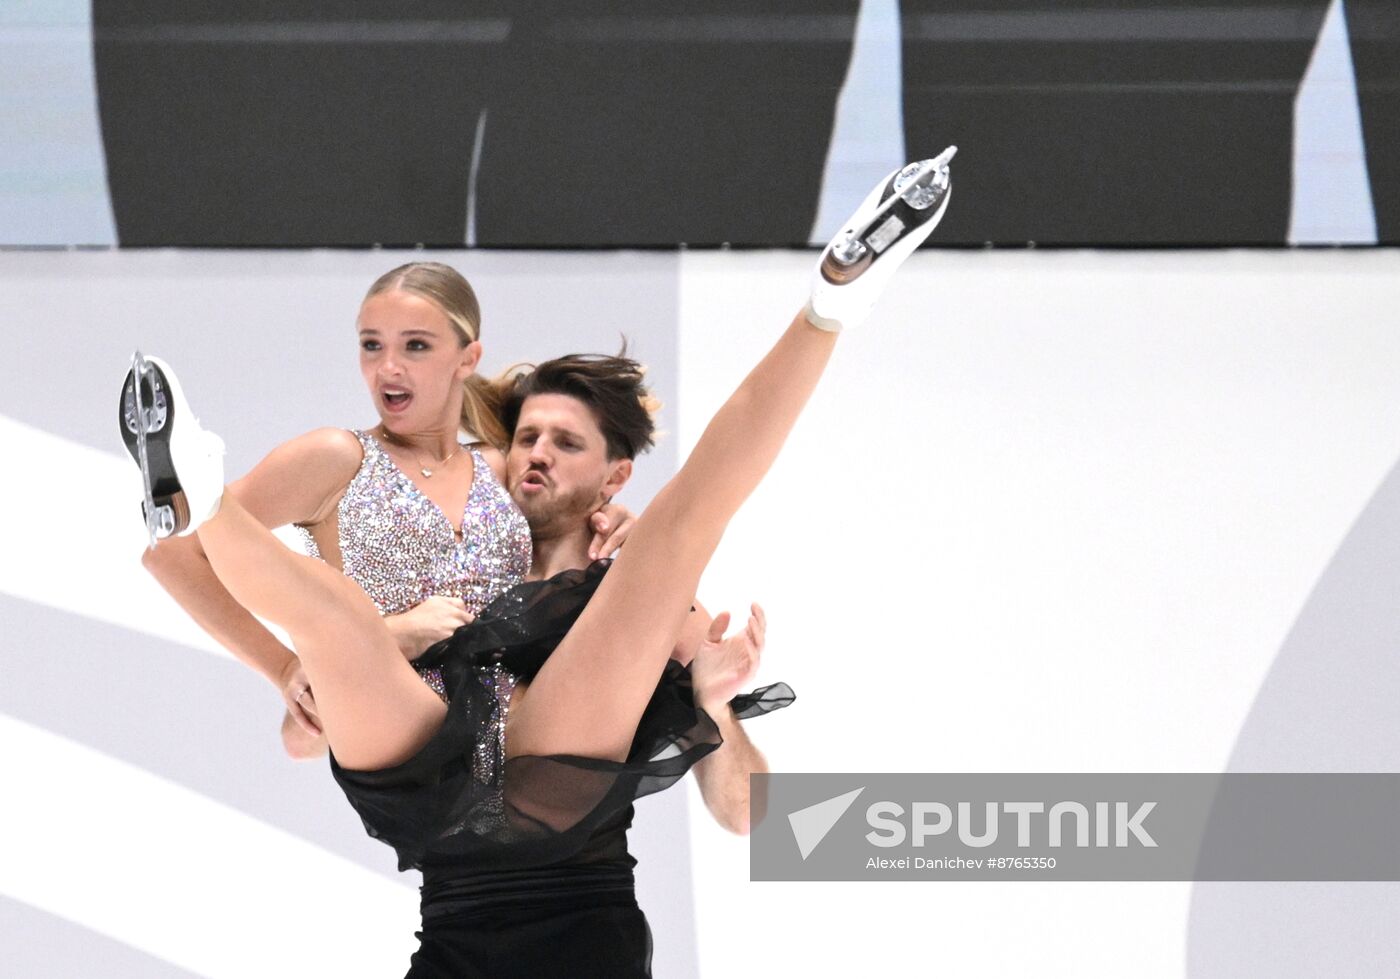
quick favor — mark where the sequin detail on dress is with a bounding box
[456,665,518,836]
[299,431,532,699]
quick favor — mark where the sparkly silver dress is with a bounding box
[299,429,532,701]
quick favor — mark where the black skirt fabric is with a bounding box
[331,560,794,873]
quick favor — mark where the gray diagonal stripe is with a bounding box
[543,14,858,43]
[905,7,1326,43]
[96,20,511,45]
[0,895,198,979]
[1188,451,1400,976]
[0,594,402,880]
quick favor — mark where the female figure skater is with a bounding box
[138,261,637,752]
[120,149,955,976]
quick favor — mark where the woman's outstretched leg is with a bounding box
[119,355,444,770]
[508,153,956,766]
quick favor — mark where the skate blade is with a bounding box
[825,147,956,274]
[820,147,956,283]
[122,351,184,547]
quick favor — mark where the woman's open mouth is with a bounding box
[382,387,413,413]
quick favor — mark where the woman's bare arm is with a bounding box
[142,428,363,726]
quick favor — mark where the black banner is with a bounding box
[91,3,1397,247]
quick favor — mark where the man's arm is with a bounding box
[683,602,769,835]
[692,705,767,835]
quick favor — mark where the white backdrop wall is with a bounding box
[3,248,1400,977]
[679,248,1400,977]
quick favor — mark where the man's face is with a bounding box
[507,392,630,535]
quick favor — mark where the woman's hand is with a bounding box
[385,596,475,661]
[589,502,637,560]
[279,659,321,736]
[689,603,766,714]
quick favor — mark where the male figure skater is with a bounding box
[500,352,772,833]
[283,354,772,833]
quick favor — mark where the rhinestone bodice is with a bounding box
[300,430,532,617]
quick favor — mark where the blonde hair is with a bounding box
[364,262,509,450]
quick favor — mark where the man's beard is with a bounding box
[515,480,601,537]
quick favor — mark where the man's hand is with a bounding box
[690,603,770,835]
[588,502,637,560]
[281,708,327,760]
[278,658,321,736]
[385,596,475,661]
[690,603,766,714]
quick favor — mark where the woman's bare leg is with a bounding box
[125,154,950,783]
[507,311,835,762]
[195,496,445,769]
[510,152,955,765]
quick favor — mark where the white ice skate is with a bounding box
[119,351,225,547]
[807,146,957,332]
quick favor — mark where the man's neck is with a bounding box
[528,524,593,581]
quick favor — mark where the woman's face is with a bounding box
[357,289,481,433]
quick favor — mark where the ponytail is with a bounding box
[460,372,509,451]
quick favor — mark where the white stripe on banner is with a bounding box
[810,0,906,245]
[0,714,418,978]
[0,1,116,245]
[1290,0,1377,244]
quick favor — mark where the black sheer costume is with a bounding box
[330,560,793,977]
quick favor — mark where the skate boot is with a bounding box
[807,146,956,332]
[119,351,225,547]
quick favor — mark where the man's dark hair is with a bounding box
[500,352,658,460]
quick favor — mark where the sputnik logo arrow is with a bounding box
[787,786,865,860]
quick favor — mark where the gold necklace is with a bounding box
[379,428,461,478]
